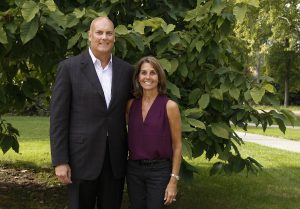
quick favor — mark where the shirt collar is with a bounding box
[88,48,112,66]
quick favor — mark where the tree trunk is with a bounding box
[284,57,291,107]
[256,52,262,83]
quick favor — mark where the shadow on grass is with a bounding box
[1,162,300,209]
[0,182,67,209]
[0,160,52,172]
[0,162,67,209]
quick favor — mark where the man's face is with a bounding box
[89,18,115,55]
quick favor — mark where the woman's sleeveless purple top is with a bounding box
[128,95,173,160]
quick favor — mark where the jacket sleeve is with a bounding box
[50,60,71,166]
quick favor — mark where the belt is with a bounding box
[135,159,170,166]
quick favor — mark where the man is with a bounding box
[50,17,133,209]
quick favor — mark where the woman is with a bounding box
[126,56,182,209]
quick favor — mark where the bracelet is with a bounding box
[171,173,180,181]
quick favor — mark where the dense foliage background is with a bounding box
[0,0,297,178]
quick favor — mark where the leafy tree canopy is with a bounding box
[234,0,300,105]
[0,0,295,179]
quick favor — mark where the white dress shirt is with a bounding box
[89,48,112,108]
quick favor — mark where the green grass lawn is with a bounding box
[1,116,300,209]
[176,144,300,209]
[1,116,51,168]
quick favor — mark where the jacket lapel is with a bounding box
[109,56,124,110]
[80,51,106,99]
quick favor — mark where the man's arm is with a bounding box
[50,60,72,183]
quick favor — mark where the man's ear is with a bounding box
[88,30,91,41]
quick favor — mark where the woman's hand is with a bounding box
[164,178,177,205]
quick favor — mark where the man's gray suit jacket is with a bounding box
[50,50,133,180]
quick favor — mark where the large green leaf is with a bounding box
[275,118,286,134]
[64,15,79,28]
[229,87,240,101]
[156,38,169,55]
[234,76,244,87]
[236,0,259,7]
[129,33,144,51]
[247,0,259,7]
[183,108,204,118]
[182,138,193,159]
[184,8,198,21]
[20,17,39,44]
[198,94,210,109]
[73,8,86,18]
[67,33,81,49]
[0,26,8,44]
[211,0,226,15]
[6,123,19,136]
[217,16,224,28]
[184,1,212,21]
[6,22,18,34]
[231,156,245,173]
[169,33,180,45]
[211,123,229,139]
[144,17,164,31]
[115,25,128,35]
[162,23,175,34]
[115,38,127,58]
[11,137,19,153]
[189,88,201,105]
[49,10,67,29]
[280,109,296,127]
[207,72,215,85]
[233,5,247,23]
[195,40,204,53]
[220,82,230,92]
[167,81,180,98]
[269,110,285,120]
[263,94,280,106]
[133,21,145,34]
[263,83,275,93]
[250,87,265,104]
[21,0,40,22]
[181,119,196,132]
[211,89,223,100]
[244,90,252,101]
[187,118,206,129]
[1,135,13,154]
[85,8,107,18]
[159,58,172,74]
[179,63,188,78]
[43,0,57,12]
[170,59,179,75]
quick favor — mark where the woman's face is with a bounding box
[138,62,159,92]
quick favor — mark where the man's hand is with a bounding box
[55,164,72,184]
